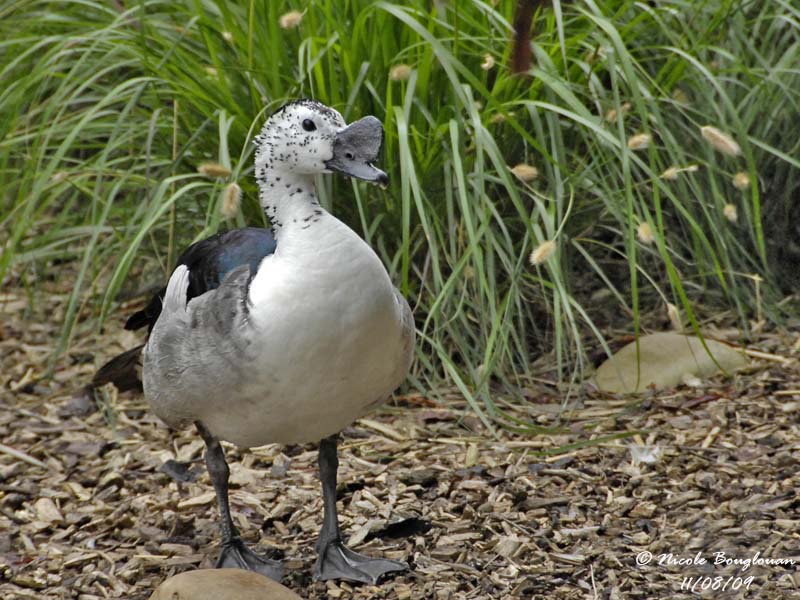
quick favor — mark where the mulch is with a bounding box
[1,281,798,599]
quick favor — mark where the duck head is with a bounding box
[254,99,388,186]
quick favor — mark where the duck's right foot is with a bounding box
[314,539,407,584]
[216,536,284,582]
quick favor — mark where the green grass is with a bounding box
[1,1,798,425]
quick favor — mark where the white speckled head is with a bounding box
[254,99,388,185]
[254,99,345,175]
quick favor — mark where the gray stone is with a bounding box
[593,332,747,393]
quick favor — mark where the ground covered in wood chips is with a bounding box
[1,282,799,600]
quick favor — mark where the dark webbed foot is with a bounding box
[195,422,283,582]
[315,435,409,584]
[314,539,407,584]
[217,536,284,582]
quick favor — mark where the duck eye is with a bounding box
[302,119,316,132]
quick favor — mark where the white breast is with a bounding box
[197,216,407,447]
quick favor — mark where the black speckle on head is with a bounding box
[294,99,341,122]
[261,98,344,137]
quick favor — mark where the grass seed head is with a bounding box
[198,162,231,178]
[660,165,699,180]
[637,221,655,244]
[584,47,609,64]
[389,64,412,81]
[279,10,303,29]
[672,89,690,105]
[660,166,679,180]
[666,302,682,331]
[627,133,651,150]
[530,239,556,265]
[723,203,738,223]
[221,183,241,219]
[490,111,515,124]
[701,126,741,156]
[50,171,69,184]
[732,172,750,190]
[509,163,538,182]
[605,101,631,123]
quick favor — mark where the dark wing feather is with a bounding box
[125,227,276,332]
[92,227,276,392]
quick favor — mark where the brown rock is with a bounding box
[593,332,747,393]
[149,569,304,600]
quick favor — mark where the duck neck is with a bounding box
[256,168,325,237]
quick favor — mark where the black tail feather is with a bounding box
[124,290,165,332]
[92,345,145,393]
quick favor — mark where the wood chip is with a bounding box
[34,498,63,523]
[177,491,216,508]
[3,275,798,599]
[357,418,405,441]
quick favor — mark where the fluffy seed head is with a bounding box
[627,133,651,150]
[723,203,738,223]
[732,172,750,190]
[50,171,69,184]
[660,164,699,180]
[510,163,538,182]
[701,126,741,157]
[221,183,241,219]
[672,89,690,104]
[389,64,412,81]
[666,302,681,331]
[481,54,495,70]
[604,102,631,123]
[584,47,608,64]
[279,10,303,29]
[529,240,556,265]
[660,166,679,180]
[637,221,655,244]
[198,162,231,178]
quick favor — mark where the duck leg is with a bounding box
[314,434,408,583]
[196,422,283,581]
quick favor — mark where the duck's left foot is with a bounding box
[314,540,407,584]
[217,536,284,582]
